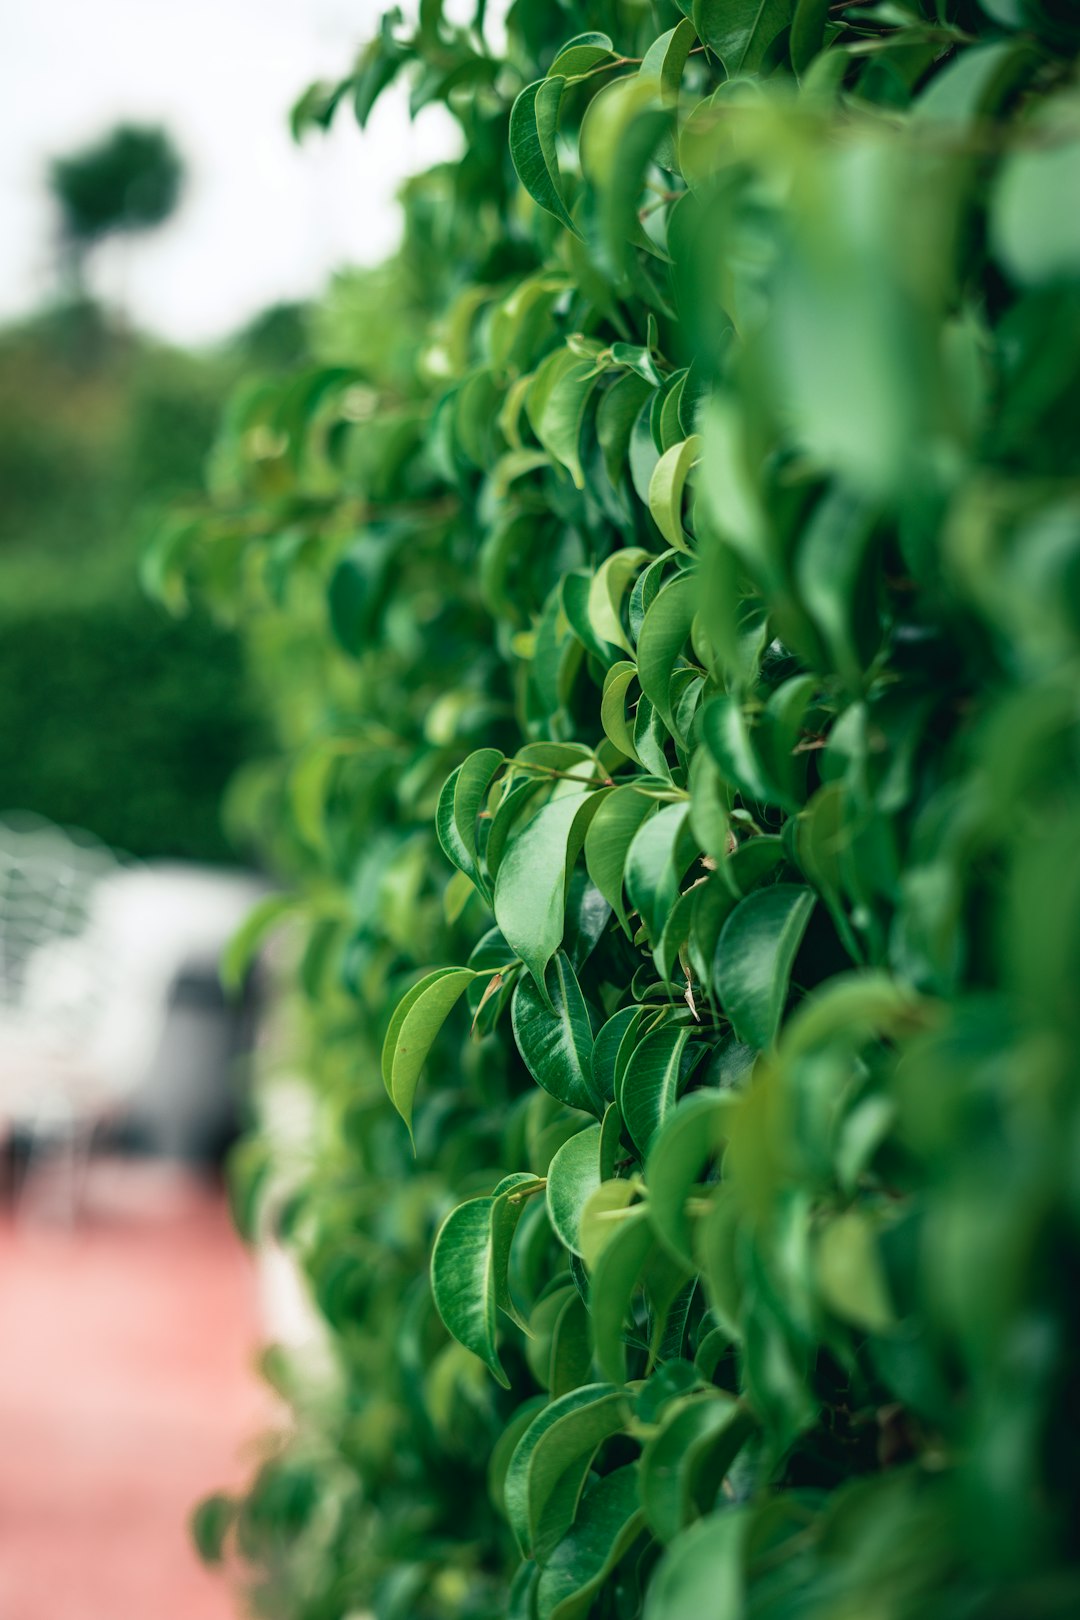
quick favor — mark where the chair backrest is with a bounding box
[0,816,127,1125]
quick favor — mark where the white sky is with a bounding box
[0,0,459,345]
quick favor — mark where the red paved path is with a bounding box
[0,1159,266,1620]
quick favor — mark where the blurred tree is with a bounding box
[50,124,184,295]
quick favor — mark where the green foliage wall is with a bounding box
[171,4,1080,1617]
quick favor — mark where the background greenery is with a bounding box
[157,3,1080,1618]
[0,302,277,859]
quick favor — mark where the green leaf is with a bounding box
[648,437,701,553]
[510,77,581,236]
[549,32,616,79]
[190,1492,234,1565]
[597,374,654,488]
[993,116,1080,286]
[693,0,792,76]
[504,1383,626,1560]
[789,0,830,74]
[585,785,658,935]
[646,1090,740,1268]
[815,1210,895,1333]
[495,791,607,993]
[601,662,641,762]
[640,20,698,105]
[536,1466,646,1620]
[592,1007,648,1106]
[382,967,479,1133]
[589,548,650,656]
[701,696,777,807]
[640,1391,755,1542]
[642,1506,749,1620]
[527,347,603,488]
[618,1026,708,1157]
[437,747,504,898]
[714,886,816,1048]
[590,1208,656,1382]
[547,1124,604,1255]
[431,1195,509,1386]
[625,803,697,945]
[512,951,599,1114]
[220,892,300,995]
[636,571,700,733]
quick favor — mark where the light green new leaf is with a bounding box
[693,0,793,77]
[495,791,607,993]
[640,19,698,104]
[510,77,581,236]
[636,570,700,733]
[618,1025,707,1157]
[431,1195,508,1387]
[436,747,504,898]
[512,951,599,1115]
[589,548,651,655]
[714,885,816,1049]
[649,436,701,553]
[640,1391,755,1543]
[383,967,479,1133]
[815,1209,895,1334]
[537,1466,646,1620]
[504,1382,626,1560]
[547,1124,604,1255]
[585,785,658,935]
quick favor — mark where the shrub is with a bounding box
[0,312,265,859]
[167,4,1080,1617]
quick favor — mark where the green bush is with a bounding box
[0,309,265,859]
[166,4,1080,1617]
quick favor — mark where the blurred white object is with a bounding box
[0,814,267,1206]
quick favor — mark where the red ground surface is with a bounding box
[0,1158,267,1620]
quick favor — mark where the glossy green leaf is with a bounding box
[512,949,600,1114]
[649,436,701,553]
[640,1391,755,1542]
[437,747,504,898]
[431,1195,508,1386]
[584,785,657,935]
[547,1123,604,1254]
[504,1383,626,1560]
[495,791,607,993]
[636,571,700,733]
[382,967,479,1133]
[714,886,816,1048]
[646,1089,740,1268]
[618,1026,708,1157]
[536,1465,645,1620]
[509,77,580,236]
[693,0,792,76]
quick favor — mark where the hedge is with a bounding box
[0,310,265,860]
[165,4,1080,1618]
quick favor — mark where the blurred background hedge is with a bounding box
[0,300,284,859]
